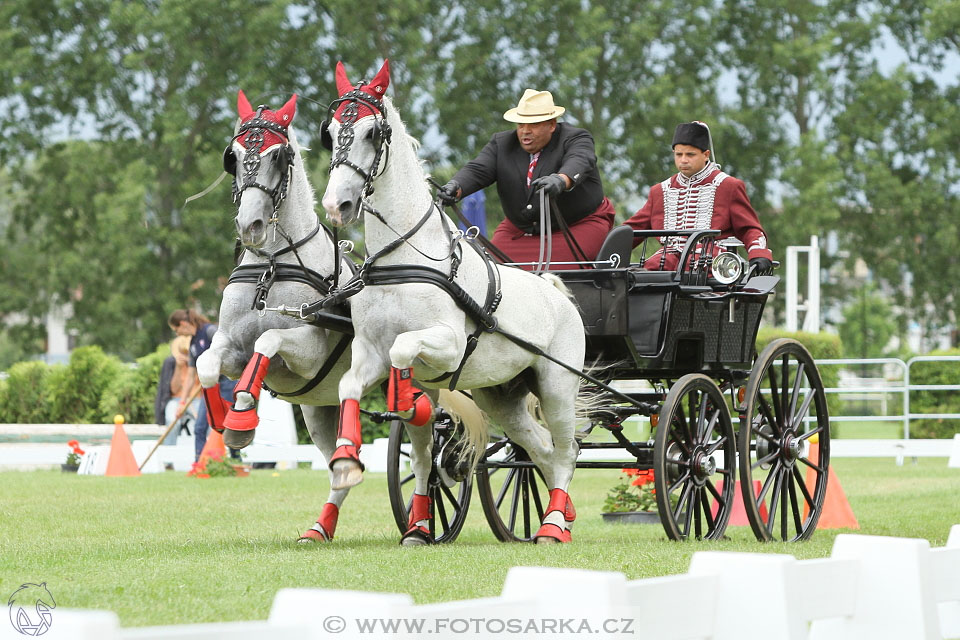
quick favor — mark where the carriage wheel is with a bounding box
[738,338,830,542]
[653,374,737,541]
[475,439,550,542]
[386,418,472,543]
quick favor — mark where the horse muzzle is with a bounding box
[235,216,268,248]
[323,196,360,227]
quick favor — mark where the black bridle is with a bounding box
[222,107,295,223]
[320,87,392,220]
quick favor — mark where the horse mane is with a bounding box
[285,127,317,214]
[382,95,428,176]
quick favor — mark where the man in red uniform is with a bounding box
[438,89,615,270]
[623,121,773,273]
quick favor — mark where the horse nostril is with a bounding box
[250,219,264,237]
[338,201,354,216]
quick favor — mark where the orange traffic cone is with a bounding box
[712,480,768,526]
[804,438,859,529]
[105,415,141,477]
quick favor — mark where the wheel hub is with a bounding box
[781,430,801,469]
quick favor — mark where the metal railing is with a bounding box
[816,356,960,439]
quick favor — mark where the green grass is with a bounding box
[1,459,957,627]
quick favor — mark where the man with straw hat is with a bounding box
[623,120,773,273]
[438,89,615,269]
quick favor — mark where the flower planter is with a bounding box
[60,464,79,473]
[601,510,660,524]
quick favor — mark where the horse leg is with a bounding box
[196,334,232,433]
[400,388,437,547]
[297,405,350,543]
[386,326,465,412]
[530,367,581,545]
[223,325,326,449]
[330,337,388,490]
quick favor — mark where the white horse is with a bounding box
[320,60,586,544]
[195,90,358,543]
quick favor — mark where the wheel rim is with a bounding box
[475,440,549,542]
[739,340,830,542]
[387,419,472,543]
[654,374,736,541]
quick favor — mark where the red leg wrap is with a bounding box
[401,493,433,543]
[387,367,414,412]
[299,503,339,542]
[234,353,271,403]
[535,489,576,543]
[202,386,230,433]
[329,399,364,470]
[408,393,433,427]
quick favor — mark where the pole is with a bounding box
[138,385,202,471]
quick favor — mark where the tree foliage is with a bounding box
[0,0,957,360]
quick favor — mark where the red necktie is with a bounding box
[526,152,540,187]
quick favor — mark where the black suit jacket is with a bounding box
[453,123,605,232]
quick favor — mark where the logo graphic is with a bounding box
[7,583,56,636]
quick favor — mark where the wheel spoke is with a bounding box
[767,366,783,430]
[667,470,692,494]
[694,486,703,539]
[495,468,518,509]
[788,472,803,534]
[756,459,782,503]
[680,483,695,537]
[669,420,693,455]
[521,471,532,539]
[792,390,816,433]
[797,454,825,474]
[752,449,780,470]
[788,362,805,428]
[758,393,782,436]
[700,488,716,533]
[705,478,724,504]
[797,426,823,442]
[705,435,728,456]
[399,471,415,488]
[440,482,461,514]
[507,471,522,534]
[529,471,545,522]
[765,466,784,534]
[780,354,790,425]
[677,402,695,445]
[780,473,789,540]
[435,488,450,531]
[697,394,711,442]
[791,465,816,512]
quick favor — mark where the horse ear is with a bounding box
[277,94,297,125]
[368,58,390,96]
[335,61,352,96]
[237,90,255,120]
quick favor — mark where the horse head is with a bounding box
[224,91,298,248]
[320,59,392,227]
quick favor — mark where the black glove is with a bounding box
[530,173,567,196]
[437,180,460,205]
[749,257,774,276]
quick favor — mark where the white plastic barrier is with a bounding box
[7,527,960,640]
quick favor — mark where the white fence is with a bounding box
[9,526,960,640]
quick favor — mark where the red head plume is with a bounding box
[333,59,390,121]
[234,90,297,148]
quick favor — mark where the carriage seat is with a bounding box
[594,225,633,268]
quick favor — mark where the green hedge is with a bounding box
[0,361,52,423]
[909,348,960,439]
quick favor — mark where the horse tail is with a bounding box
[539,272,574,301]
[574,358,632,429]
[437,389,488,471]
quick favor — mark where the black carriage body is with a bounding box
[558,266,772,380]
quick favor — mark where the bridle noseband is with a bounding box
[321,87,392,219]
[223,106,295,223]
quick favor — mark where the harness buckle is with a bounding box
[464,225,480,240]
[338,240,355,254]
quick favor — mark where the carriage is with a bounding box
[384,227,830,543]
[217,63,829,545]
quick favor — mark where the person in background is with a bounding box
[154,336,198,447]
[622,120,773,273]
[438,89,615,269]
[167,309,235,460]
[457,190,487,237]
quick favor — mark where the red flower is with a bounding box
[74,447,85,456]
[67,440,79,448]
[631,469,655,487]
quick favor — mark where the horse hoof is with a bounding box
[330,459,363,490]
[223,427,256,449]
[535,536,559,545]
[400,535,429,547]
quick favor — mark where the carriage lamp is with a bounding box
[712,252,744,284]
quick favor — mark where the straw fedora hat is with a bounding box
[503,89,566,123]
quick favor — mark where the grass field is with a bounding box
[1,459,957,627]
